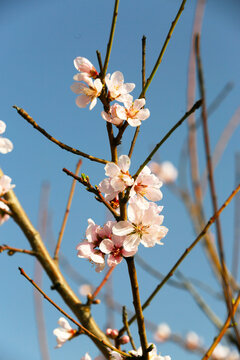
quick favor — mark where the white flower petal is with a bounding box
[76,95,91,108]
[105,162,120,177]
[58,317,72,330]
[118,155,131,172]
[113,221,133,236]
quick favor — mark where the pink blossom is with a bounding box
[150,161,178,184]
[53,317,76,348]
[99,155,134,201]
[105,71,135,102]
[81,354,92,360]
[99,232,136,267]
[71,76,102,110]
[0,175,15,196]
[73,57,98,79]
[116,96,150,127]
[130,166,163,208]
[154,323,171,343]
[113,202,168,251]
[77,219,132,272]
[0,201,10,225]
[101,103,124,126]
[119,335,130,344]
[0,120,13,154]
[185,331,201,350]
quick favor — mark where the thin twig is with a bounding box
[126,257,149,360]
[175,271,223,329]
[19,267,129,358]
[102,0,120,78]
[187,0,206,204]
[62,168,120,220]
[122,306,136,350]
[133,100,202,180]
[119,183,240,332]
[202,291,240,360]
[96,50,103,74]
[0,245,35,256]
[13,106,108,165]
[195,35,238,342]
[139,0,187,98]
[201,107,240,195]
[90,266,115,301]
[106,122,118,163]
[0,207,13,217]
[232,153,240,279]
[128,35,146,159]
[35,182,50,360]
[54,160,82,262]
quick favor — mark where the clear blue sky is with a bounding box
[0,1,240,359]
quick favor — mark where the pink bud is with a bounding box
[119,335,130,344]
[111,329,119,338]
[106,328,112,336]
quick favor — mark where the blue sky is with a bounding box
[0,1,240,359]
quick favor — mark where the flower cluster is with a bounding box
[76,219,137,272]
[77,154,168,271]
[71,57,150,127]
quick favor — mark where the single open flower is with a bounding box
[71,76,102,110]
[130,166,163,208]
[116,96,150,127]
[101,103,124,126]
[105,71,135,102]
[0,120,13,154]
[53,317,76,348]
[113,202,168,251]
[99,155,134,201]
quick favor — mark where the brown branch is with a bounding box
[35,182,51,360]
[140,0,187,98]
[195,35,239,344]
[119,183,240,332]
[202,291,240,360]
[232,153,240,278]
[133,100,202,180]
[102,0,120,78]
[0,245,35,256]
[96,50,103,74]
[0,168,112,358]
[62,168,120,220]
[122,306,136,351]
[54,160,82,262]
[12,106,108,165]
[128,35,146,159]
[19,267,128,358]
[126,257,149,360]
[90,266,115,302]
